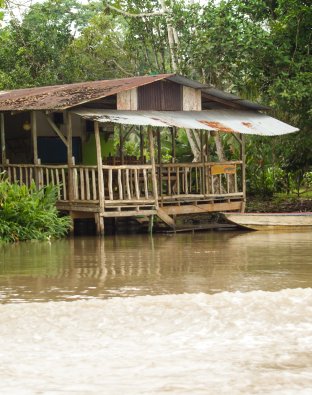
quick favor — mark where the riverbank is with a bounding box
[175,195,312,229]
[246,195,312,213]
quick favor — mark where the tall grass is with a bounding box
[0,176,72,242]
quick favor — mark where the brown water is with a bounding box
[1,230,312,303]
[1,231,312,394]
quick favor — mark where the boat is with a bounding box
[222,212,312,231]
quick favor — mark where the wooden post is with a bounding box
[200,130,206,194]
[94,121,105,235]
[0,112,6,166]
[148,126,159,209]
[148,214,154,234]
[241,133,246,212]
[171,127,176,163]
[119,125,124,165]
[65,111,74,204]
[140,126,144,164]
[30,111,39,187]
[157,129,162,198]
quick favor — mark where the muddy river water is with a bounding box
[1,231,312,394]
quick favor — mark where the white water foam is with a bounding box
[1,289,312,395]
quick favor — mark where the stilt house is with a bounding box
[0,74,298,234]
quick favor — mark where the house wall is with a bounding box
[117,89,138,110]
[183,86,202,111]
[116,81,202,111]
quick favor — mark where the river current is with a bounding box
[1,231,312,394]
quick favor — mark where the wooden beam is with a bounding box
[104,210,157,218]
[161,201,242,215]
[45,114,68,147]
[0,113,6,166]
[157,208,175,228]
[148,126,159,209]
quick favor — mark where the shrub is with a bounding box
[0,177,72,242]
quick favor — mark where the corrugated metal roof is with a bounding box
[167,75,208,89]
[203,88,270,111]
[0,74,174,111]
[73,109,298,136]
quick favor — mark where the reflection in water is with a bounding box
[1,231,312,303]
[1,232,312,394]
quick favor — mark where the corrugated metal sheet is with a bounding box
[73,109,299,136]
[202,88,270,110]
[0,74,174,111]
[167,75,208,89]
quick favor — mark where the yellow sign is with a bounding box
[211,164,236,175]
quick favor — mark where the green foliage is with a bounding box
[0,0,311,197]
[0,0,100,88]
[0,177,72,243]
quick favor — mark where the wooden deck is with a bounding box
[0,160,244,232]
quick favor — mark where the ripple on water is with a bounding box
[0,288,312,394]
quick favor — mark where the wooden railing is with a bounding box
[1,164,68,201]
[157,161,243,199]
[1,161,243,207]
[102,164,154,203]
[72,165,98,201]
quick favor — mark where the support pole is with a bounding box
[200,130,206,194]
[0,112,6,166]
[148,126,159,209]
[119,125,124,165]
[240,133,246,212]
[31,111,39,187]
[148,214,154,235]
[157,129,162,198]
[171,127,176,163]
[65,111,74,203]
[140,126,144,164]
[94,121,105,235]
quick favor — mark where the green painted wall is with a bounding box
[82,134,115,165]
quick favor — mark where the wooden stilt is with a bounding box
[94,213,105,236]
[148,214,154,234]
[94,121,105,235]
[69,211,75,236]
[240,133,246,212]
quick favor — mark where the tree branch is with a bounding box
[103,2,166,18]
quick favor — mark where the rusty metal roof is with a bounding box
[0,74,174,111]
[73,109,299,136]
[0,74,269,112]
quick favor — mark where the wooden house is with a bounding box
[0,74,298,234]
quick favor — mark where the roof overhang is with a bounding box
[73,109,299,136]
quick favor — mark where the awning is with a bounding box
[73,109,299,136]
